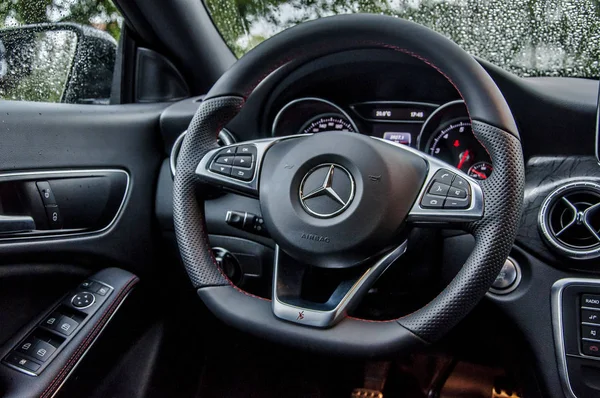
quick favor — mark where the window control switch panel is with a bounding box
[2,278,114,376]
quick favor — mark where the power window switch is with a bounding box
[41,312,62,330]
[5,352,41,372]
[31,341,56,362]
[36,181,57,206]
[16,336,39,356]
[55,316,79,336]
[45,205,63,229]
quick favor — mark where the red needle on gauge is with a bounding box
[471,169,488,179]
[457,150,470,169]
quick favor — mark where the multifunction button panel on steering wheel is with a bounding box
[421,169,471,209]
[208,145,257,181]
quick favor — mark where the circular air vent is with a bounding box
[170,129,235,176]
[539,181,600,259]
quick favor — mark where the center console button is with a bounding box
[582,309,600,324]
[583,294,600,310]
[582,325,600,340]
[582,340,600,357]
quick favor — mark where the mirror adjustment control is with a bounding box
[71,292,96,309]
[45,205,63,229]
[36,181,57,206]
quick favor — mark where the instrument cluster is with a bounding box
[271,98,492,180]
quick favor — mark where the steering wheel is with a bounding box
[174,14,524,356]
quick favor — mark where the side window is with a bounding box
[0,1,122,104]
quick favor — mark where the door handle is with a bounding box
[0,215,36,234]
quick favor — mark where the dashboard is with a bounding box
[271,97,492,180]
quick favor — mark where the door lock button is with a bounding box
[45,205,63,229]
[36,181,57,206]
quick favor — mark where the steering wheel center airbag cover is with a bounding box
[260,132,428,268]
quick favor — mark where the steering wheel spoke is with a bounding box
[272,241,408,328]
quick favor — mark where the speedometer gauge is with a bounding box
[300,114,355,134]
[427,120,491,175]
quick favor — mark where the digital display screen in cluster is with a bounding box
[371,123,422,148]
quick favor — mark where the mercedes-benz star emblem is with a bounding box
[299,164,355,218]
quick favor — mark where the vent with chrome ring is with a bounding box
[170,129,235,176]
[539,181,600,259]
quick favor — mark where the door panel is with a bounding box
[0,100,168,397]
[0,101,167,272]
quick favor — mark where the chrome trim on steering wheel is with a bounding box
[272,241,408,328]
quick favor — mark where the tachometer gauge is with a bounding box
[300,114,355,134]
[427,120,490,174]
[468,162,493,180]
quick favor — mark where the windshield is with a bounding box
[205,0,600,78]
